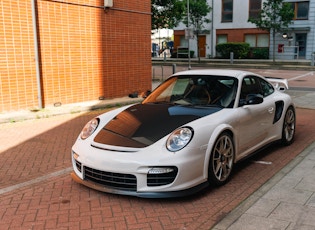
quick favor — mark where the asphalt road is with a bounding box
[0,68,315,229]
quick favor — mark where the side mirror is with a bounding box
[142,90,151,98]
[246,94,263,105]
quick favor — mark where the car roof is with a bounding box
[172,69,257,80]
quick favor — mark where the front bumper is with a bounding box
[71,136,209,198]
[71,171,208,198]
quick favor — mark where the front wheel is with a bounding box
[208,132,235,186]
[281,106,296,146]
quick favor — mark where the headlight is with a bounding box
[166,127,193,152]
[80,118,99,140]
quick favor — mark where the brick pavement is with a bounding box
[0,107,315,229]
[1,68,315,229]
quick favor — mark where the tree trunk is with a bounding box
[196,32,200,63]
[272,29,276,63]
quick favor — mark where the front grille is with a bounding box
[147,167,178,186]
[83,166,137,191]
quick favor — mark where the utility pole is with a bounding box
[187,0,191,70]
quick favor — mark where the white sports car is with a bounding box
[71,69,296,198]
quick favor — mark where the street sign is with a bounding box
[185,28,194,40]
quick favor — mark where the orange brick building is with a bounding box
[0,0,152,112]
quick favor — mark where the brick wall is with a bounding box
[0,0,152,112]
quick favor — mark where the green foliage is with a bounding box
[216,43,250,59]
[251,47,269,59]
[248,0,294,33]
[184,0,211,31]
[151,0,185,30]
[248,0,294,62]
[183,0,211,61]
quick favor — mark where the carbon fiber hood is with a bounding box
[94,103,221,148]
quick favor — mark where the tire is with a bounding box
[281,106,296,146]
[208,132,235,186]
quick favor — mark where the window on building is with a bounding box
[217,34,228,44]
[248,0,261,19]
[290,1,309,20]
[245,35,256,47]
[222,0,233,22]
[257,34,269,47]
[245,34,269,47]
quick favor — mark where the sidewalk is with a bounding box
[212,141,315,230]
[0,96,143,124]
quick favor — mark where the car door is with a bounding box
[236,75,275,158]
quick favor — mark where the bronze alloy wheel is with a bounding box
[208,132,235,186]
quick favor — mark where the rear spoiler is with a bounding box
[265,77,289,91]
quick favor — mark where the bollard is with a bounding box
[152,67,155,80]
[311,53,315,66]
[172,64,176,74]
[230,52,234,64]
[164,52,167,62]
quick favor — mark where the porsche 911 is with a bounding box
[71,69,296,198]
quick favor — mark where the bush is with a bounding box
[216,42,250,59]
[251,47,269,59]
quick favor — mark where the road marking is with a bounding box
[253,161,272,165]
[288,71,314,82]
[0,167,72,195]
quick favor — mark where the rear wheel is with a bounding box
[208,132,235,186]
[281,106,296,146]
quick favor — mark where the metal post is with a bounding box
[152,67,155,80]
[230,52,234,64]
[311,53,315,66]
[172,64,176,74]
[187,0,191,70]
[211,0,214,58]
[31,0,43,109]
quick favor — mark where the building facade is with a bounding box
[173,0,315,60]
[0,0,151,112]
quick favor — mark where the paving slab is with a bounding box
[212,142,315,230]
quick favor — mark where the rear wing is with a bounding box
[265,77,289,91]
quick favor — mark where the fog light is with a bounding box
[148,167,175,174]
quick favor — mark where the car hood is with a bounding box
[94,103,222,148]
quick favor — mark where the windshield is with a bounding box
[143,75,238,108]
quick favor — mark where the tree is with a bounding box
[184,0,211,62]
[151,0,185,30]
[248,0,294,62]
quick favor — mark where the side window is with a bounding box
[240,76,262,98]
[239,76,262,106]
[258,78,274,97]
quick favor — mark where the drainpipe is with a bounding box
[31,0,43,109]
